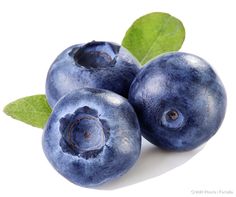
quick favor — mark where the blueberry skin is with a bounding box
[42,88,141,187]
[129,52,227,151]
[46,41,140,107]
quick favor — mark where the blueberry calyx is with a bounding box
[73,41,120,69]
[166,110,179,121]
[161,108,185,130]
[59,106,110,158]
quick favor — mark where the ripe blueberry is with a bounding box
[46,41,140,107]
[129,52,227,151]
[43,88,141,187]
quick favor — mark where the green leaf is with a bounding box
[3,95,52,128]
[122,12,185,65]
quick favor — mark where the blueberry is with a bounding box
[46,41,140,107]
[129,52,227,151]
[42,88,141,187]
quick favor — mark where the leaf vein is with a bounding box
[140,15,172,64]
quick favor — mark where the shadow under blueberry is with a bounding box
[97,138,204,190]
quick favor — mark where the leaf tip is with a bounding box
[3,102,12,116]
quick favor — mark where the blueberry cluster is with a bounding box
[43,41,226,187]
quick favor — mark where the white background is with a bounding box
[0,0,235,196]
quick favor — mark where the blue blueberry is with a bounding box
[42,88,141,187]
[129,52,227,151]
[46,41,140,107]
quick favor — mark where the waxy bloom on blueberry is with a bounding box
[42,88,141,187]
[129,52,227,151]
[46,41,140,107]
